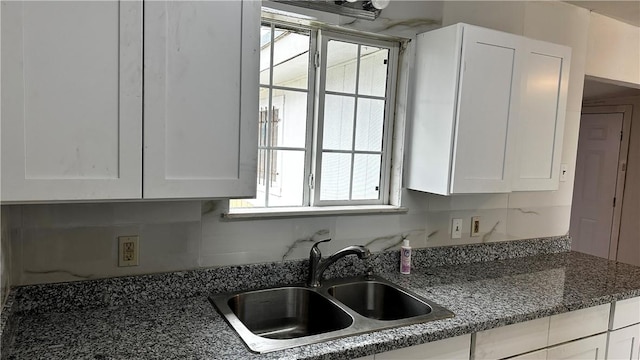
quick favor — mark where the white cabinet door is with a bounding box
[474,317,550,360]
[1,1,142,202]
[611,297,640,330]
[374,334,471,360]
[548,304,610,346]
[546,334,607,360]
[510,349,548,360]
[451,24,522,194]
[144,0,259,199]
[607,324,640,360]
[407,23,522,195]
[406,23,462,195]
[512,39,571,191]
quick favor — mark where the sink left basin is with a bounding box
[210,286,356,353]
[227,287,353,339]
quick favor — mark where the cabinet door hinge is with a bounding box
[308,173,315,189]
[613,197,616,207]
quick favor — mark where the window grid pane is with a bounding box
[319,38,390,204]
[233,22,312,209]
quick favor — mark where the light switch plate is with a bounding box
[451,218,462,239]
[560,164,568,182]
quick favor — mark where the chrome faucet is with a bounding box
[307,239,371,288]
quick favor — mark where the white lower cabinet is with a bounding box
[494,335,608,360]
[352,334,471,360]
[510,348,548,360]
[548,304,610,346]
[354,298,640,360]
[474,304,610,360]
[484,332,607,360]
[374,334,471,359]
[546,334,607,360]
[475,317,550,360]
[606,324,640,360]
[610,297,640,330]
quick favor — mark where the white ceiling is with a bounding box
[565,1,640,26]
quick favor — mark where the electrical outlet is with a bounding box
[451,218,462,239]
[118,235,139,267]
[471,216,481,237]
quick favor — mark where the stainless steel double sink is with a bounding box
[209,275,454,353]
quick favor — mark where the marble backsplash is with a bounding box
[1,188,573,286]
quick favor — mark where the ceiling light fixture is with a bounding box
[272,0,388,21]
[370,0,390,10]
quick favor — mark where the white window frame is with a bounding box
[258,22,317,208]
[232,18,400,211]
[312,30,399,206]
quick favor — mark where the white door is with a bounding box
[1,1,142,202]
[143,1,259,199]
[570,112,623,258]
[451,25,522,194]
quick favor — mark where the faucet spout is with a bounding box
[307,240,371,288]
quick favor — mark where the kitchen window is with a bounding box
[230,20,399,211]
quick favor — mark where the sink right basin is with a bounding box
[327,280,432,320]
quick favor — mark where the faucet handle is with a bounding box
[311,238,331,252]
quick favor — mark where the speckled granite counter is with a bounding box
[3,237,640,359]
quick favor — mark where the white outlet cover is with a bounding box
[451,219,462,239]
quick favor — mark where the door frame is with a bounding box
[578,105,632,260]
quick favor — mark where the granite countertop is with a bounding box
[3,238,640,359]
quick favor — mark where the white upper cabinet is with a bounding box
[512,39,571,191]
[1,1,143,202]
[406,23,571,195]
[143,1,259,199]
[1,0,260,202]
[450,25,522,194]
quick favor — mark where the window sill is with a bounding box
[222,205,408,220]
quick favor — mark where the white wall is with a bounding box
[585,12,640,87]
[2,1,621,286]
